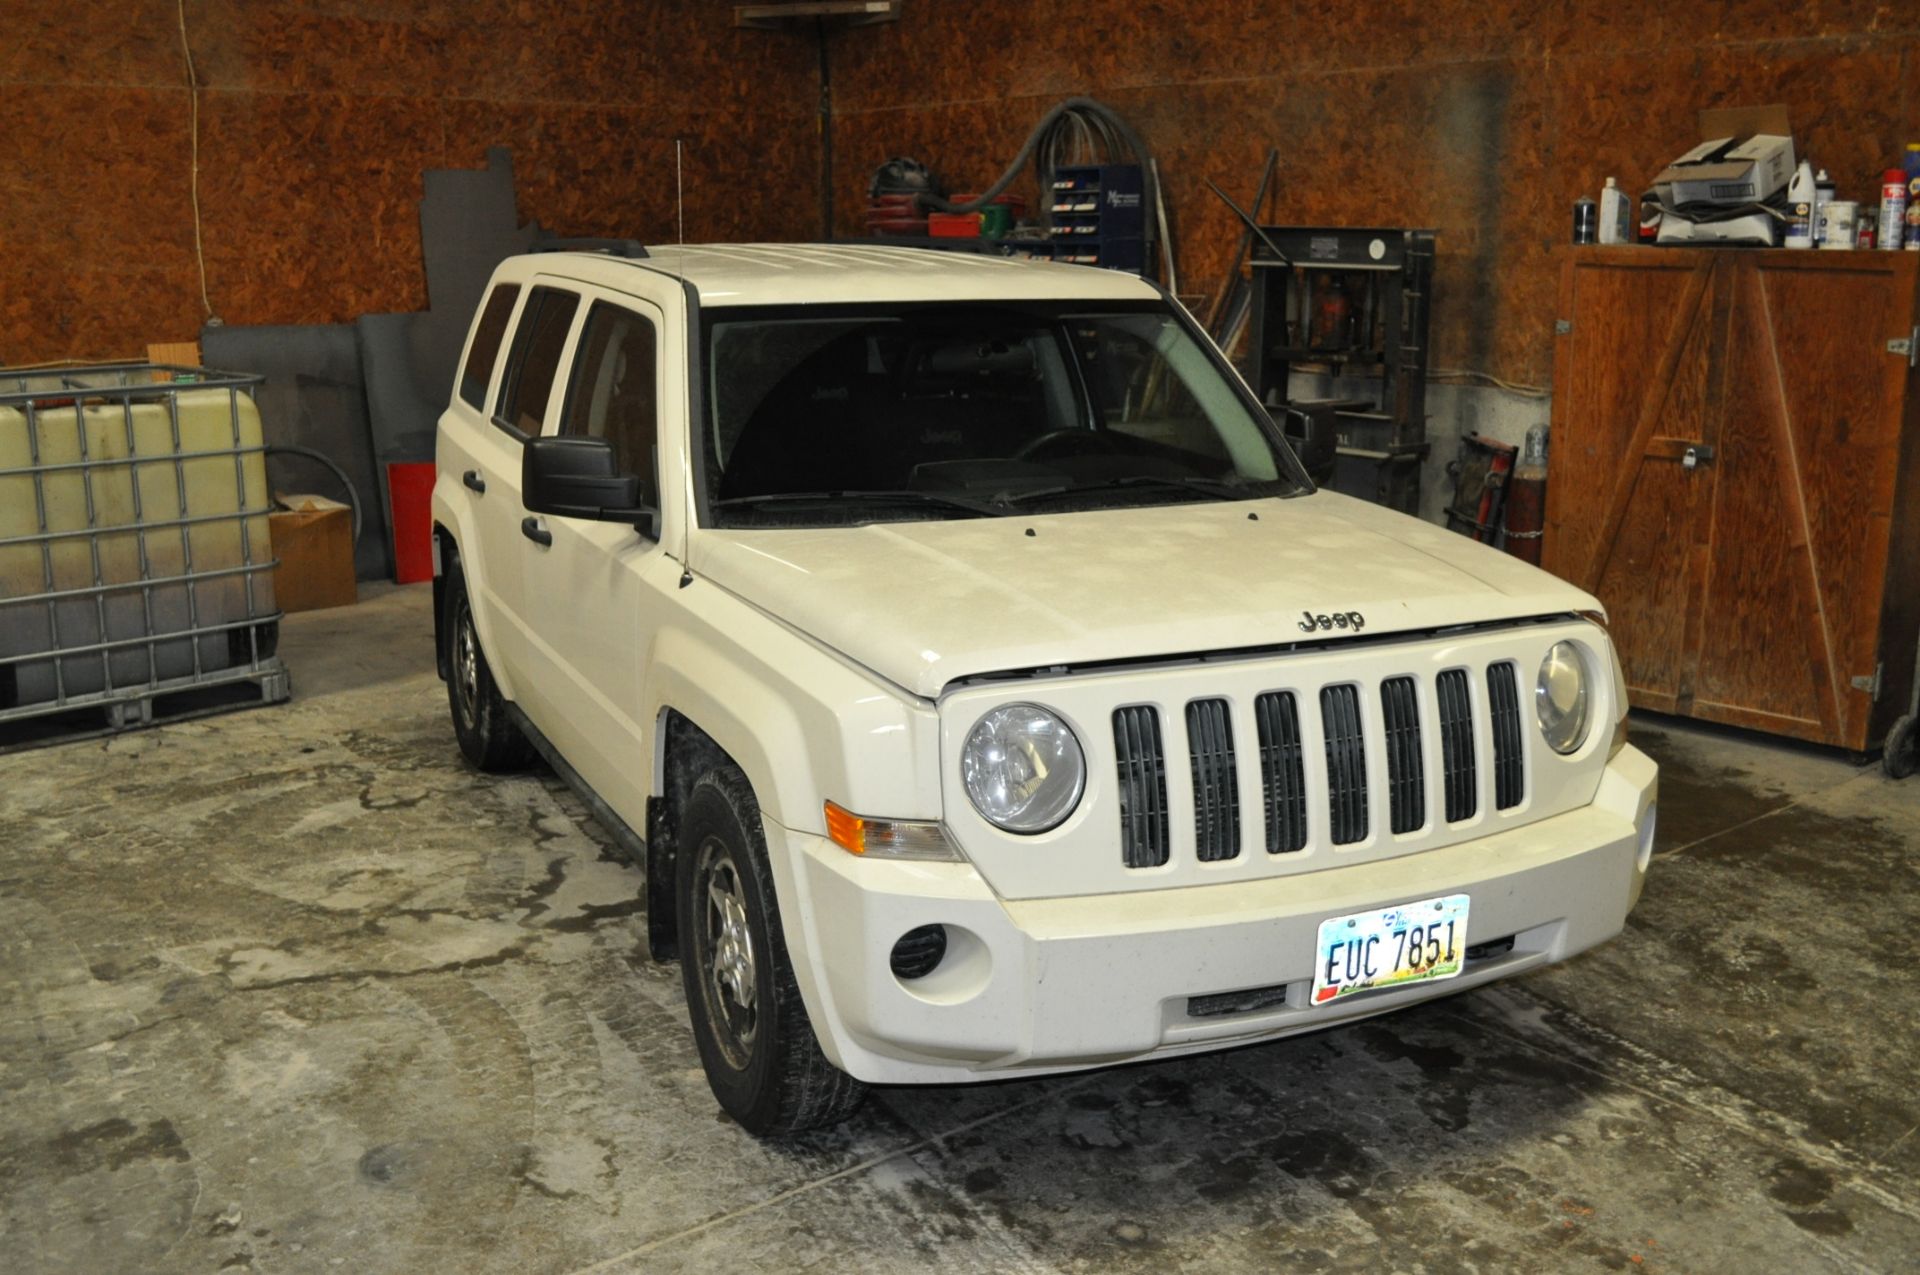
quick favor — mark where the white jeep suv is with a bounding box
[431,243,1658,1134]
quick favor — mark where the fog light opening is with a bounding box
[889,924,948,981]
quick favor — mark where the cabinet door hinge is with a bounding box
[1890,327,1918,367]
[1850,663,1885,700]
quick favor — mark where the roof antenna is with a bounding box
[675,137,685,246]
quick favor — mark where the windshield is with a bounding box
[698,301,1311,527]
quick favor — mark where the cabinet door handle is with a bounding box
[462,470,486,494]
[520,516,552,547]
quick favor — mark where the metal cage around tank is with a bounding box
[0,362,289,748]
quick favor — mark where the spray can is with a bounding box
[1784,162,1815,248]
[1572,197,1597,245]
[1877,169,1907,250]
[1814,168,1836,245]
[1598,178,1632,244]
[1904,144,1920,249]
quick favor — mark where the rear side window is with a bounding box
[458,284,519,409]
[561,302,659,506]
[495,286,581,436]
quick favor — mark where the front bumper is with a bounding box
[771,745,1657,1086]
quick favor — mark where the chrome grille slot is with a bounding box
[1320,684,1369,845]
[1254,691,1307,854]
[1436,668,1477,822]
[1185,698,1240,861]
[1380,675,1425,834]
[1488,661,1525,810]
[1113,705,1170,868]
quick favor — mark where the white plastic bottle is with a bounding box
[1784,162,1815,248]
[1598,177,1632,245]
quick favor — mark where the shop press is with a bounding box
[1246,227,1436,514]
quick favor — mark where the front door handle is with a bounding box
[462,469,486,494]
[520,516,552,547]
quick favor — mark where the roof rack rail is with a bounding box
[531,238,650,259]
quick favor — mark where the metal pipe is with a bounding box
[0,506,269,549]
[0,560,276,609]
[0,612,283,667]
[6,443,270,476]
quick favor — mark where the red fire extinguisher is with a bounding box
[1504,424,1549,565]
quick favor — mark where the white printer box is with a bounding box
[1653,104,1795,207]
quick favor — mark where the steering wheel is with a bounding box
[1012,429,1118,463]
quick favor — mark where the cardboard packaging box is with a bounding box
[269,503,357,614]
[1653,104,1795,209]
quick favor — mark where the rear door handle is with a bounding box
[520,516,552,547]
[462,469,486,494]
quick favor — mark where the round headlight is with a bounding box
[961,703,1085,833]
[1536,641,1592,755]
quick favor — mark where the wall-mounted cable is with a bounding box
[177,0,215,321]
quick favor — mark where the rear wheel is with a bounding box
[441,564,534,772]
[1885,713,1917,781]
[677,765,866,1134]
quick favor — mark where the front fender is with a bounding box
[643,585,942,833]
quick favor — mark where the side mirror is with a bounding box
[522,436,659,538]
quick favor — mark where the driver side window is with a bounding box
[560,301,659,508]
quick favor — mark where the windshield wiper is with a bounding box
[996,473,1263,506]
[715,489,1005,517]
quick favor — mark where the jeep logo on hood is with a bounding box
[1299,610,1366,634]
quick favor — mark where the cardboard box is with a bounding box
[1653,104,1795,207]
[270,506,357,614]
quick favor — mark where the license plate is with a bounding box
[1311,893,1471,1005]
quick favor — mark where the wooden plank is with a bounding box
[1750,261,1844,739]
[146,341,201,382]
[1673,257,1734,717]
[1871,257,1920,747]
[1584,263,1713,592]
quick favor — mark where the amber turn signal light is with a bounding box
[824,801,962,862]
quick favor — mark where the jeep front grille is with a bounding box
[1186,698,1240,861]
[1436,668,1477,822]
[1488,661,1525,810]
[1113,704,1170,868]
[1321,684,1368,845]
[1254,691,1307,854]
[1110,661,1526,867]
[1380,675,1425,835]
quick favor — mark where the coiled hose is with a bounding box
[914,96,1159,258]
[265,444,364,545]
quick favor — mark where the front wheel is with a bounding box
[677,766,866,1134]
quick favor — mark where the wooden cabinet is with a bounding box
[1544,247,1920,752]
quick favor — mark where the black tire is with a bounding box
[441,563,534,773]
[677,765,866,1134]
[1885,713,1918,781]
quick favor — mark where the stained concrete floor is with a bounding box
[3,582,1919,1274]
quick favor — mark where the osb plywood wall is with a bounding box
[8,2,1919,381]
[828,1,1920,385]
[0,1,815,364]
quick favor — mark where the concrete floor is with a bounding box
[4,583,1918,1274]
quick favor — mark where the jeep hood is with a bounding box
[688,490,1598,699]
